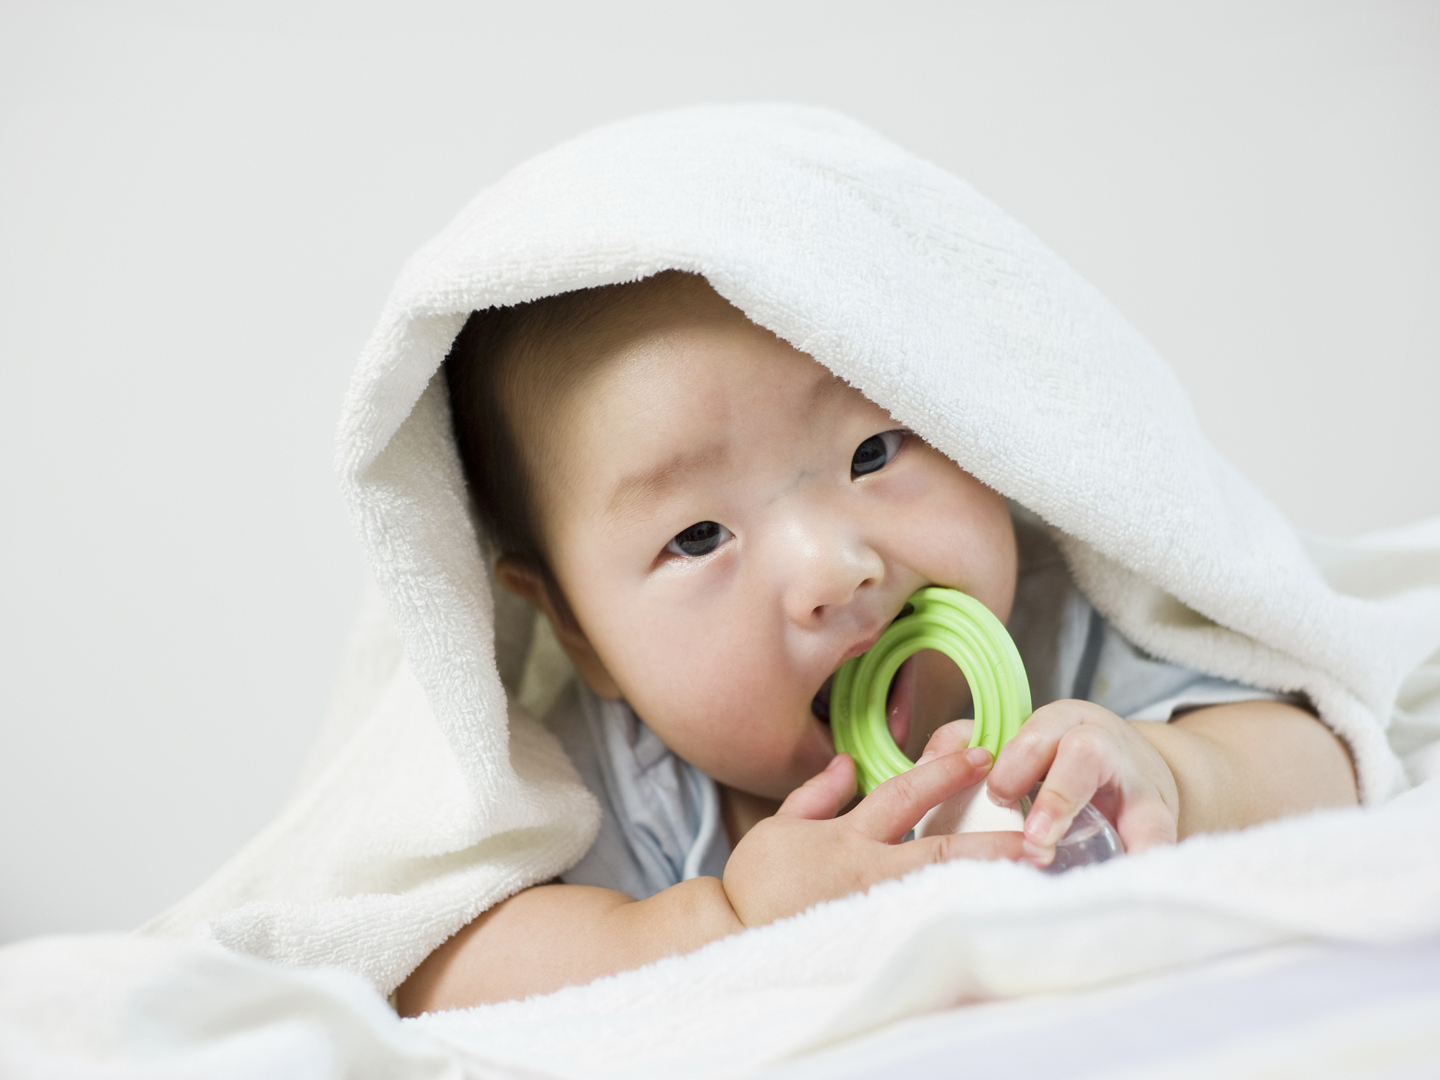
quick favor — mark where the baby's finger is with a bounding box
[847,746,994,843]
[1113,795,1178,854]
[987,700,1104,804]
[916,719,975,764]
[775,753,857,822]
[887,829,1026,872]
[1022,724,1118,863]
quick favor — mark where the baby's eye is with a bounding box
[851,430,904,477]
[665,521,734,558]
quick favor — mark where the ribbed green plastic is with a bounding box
[829,587,1032,794]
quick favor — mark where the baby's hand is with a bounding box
[984,701,1180,866]
[722,748,1023,927]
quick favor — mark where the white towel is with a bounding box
[143,104,1440,1002]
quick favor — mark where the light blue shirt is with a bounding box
[548,680,729,900]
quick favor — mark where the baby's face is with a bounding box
[528,315,1017,801]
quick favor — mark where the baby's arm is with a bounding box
[984,699,1358,865]
[397,746,1021,1013]
[396,878,740,1013]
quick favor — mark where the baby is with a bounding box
[396,270,1357,1012]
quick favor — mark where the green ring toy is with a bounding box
[829,586,1032,794]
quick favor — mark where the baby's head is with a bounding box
[446,272,1017,801]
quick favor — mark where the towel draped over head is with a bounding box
[145,105,1440,993]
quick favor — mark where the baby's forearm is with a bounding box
[395,878,743,1014]
[1134,700,1358,838]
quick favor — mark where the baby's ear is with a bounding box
[494,555,549,609]
[494,555,623,700]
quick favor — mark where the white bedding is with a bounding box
[758,936,1440,1080]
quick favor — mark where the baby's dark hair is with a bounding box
[444,270,729,610]
[443,305,546,586]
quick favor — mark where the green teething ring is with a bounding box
[829,586,1032,794]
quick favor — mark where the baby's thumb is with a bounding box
[776,754,857,821]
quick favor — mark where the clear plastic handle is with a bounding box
[1020,791,1123,873]
[918,781,1124,872]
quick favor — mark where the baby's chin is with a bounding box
[786,715,841,793]
[712,716,837,802]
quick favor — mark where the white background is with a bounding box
[2,0,1436,942]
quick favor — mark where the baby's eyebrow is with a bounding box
[606,445,727,521]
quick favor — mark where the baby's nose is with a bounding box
[780,521,885,626]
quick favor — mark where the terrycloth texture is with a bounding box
[0,935,456,1080]
[144,104,1440,997]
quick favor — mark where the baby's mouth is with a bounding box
[886,655,916,754]
[811,604,918,726]
[810,656,917,756]
[811,677,833,724]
